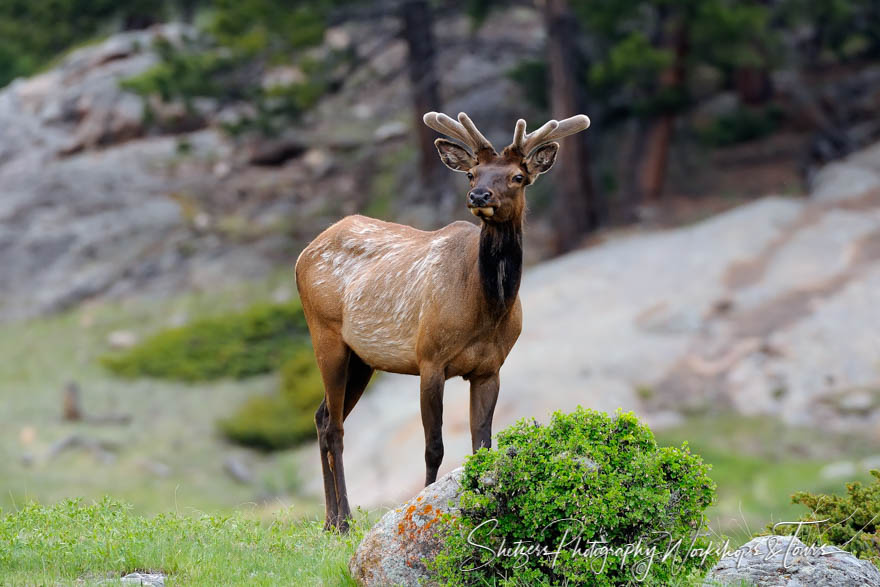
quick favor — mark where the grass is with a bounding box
[0,497,365,585]
[0,269,322,517]
[655,415,880,545]
[2,265,878,583]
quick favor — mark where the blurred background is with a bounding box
[1,0,879,543]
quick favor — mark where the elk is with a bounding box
[295,111,590,531]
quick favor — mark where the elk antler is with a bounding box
[423,111,496,156]
[508,114,591,156]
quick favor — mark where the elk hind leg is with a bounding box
[313,333,353,531]
[343,352,373,420]
[314,399,338,530]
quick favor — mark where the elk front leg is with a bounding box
[420,366,445,485]
[469,373,500,452]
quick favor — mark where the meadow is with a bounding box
[1,274,877,583]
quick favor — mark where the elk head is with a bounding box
[423,112,591,223]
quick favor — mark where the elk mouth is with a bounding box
[468,205,496,218]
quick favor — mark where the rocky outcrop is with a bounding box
[0,25,314,321]
[0,11,543,322]
[705,535,880,586]
[349,467,463,587]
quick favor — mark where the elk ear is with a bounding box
[525,142,559,176]
[434,138,476,172]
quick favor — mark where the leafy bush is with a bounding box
[432,408,716,586]
[218,347,325,451]
[770,469,880,565]
[101,301,310,381]
[698,105,783,147]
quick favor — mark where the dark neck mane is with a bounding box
[478,220,523,316]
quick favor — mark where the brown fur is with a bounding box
[294,112,589,531]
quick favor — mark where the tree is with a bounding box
[544,0,599,252]
[399,0,444,195]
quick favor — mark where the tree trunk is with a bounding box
[638,116,674,202]
[399,0,444,197]
[637,13,689,202]
[544,0,599,253]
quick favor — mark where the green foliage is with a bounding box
[689,0,774,72]
[0,497,364,585]
[507,59,549,112]
[770,469,880,565]
[121,36,247,104]
[100,298,325,452]
[101,301,309,381]
[432,408,716,586]
[589,32,673,93]
[218,348,325,451]
[121,0,354,136]
[0,0,175,88]
[776,0,880,64]
[698,105,783,146]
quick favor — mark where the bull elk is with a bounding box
[295,111,590,531]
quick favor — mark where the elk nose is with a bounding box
[468,188,491,207]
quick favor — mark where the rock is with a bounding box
[302,148,333,177]
[137,459,172,478]
[120,572,165,586]
[223,455,254,484]
[705,535,880,586]
[107,330,138,349]
[373,120,408,142]
[19,426,36,446]
[811,162,880,203]
[820,461,858,480]
[349,467,463,587]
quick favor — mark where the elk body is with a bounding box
[295,111,590,531]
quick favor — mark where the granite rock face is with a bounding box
[349,467,463,587]
[705,535,880,586]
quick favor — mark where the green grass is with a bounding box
[0,270,322,517]
[655,415,880,545]
[0,497,364,585]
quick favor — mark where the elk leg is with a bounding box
[313,334,352,531]
[314,399,338,530]
[469,373,500,452]
[420,366,445,485]
[343,352,374,420]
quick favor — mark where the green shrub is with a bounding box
[770,469,880,565]
[698,105,783,147]
[218,347,325,451]
[432,408,716,586]
[101,301,310,381]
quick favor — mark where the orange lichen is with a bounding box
[395,501,446,541]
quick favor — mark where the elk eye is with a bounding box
[513,174,524,183]
[466,172,474,181]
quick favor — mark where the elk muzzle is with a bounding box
[468,188,496,218]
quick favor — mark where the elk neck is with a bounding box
[477,218,523,317]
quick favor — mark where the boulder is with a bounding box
[811,162,880,203]
[705,535,880,586]
[349,467,463,587]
